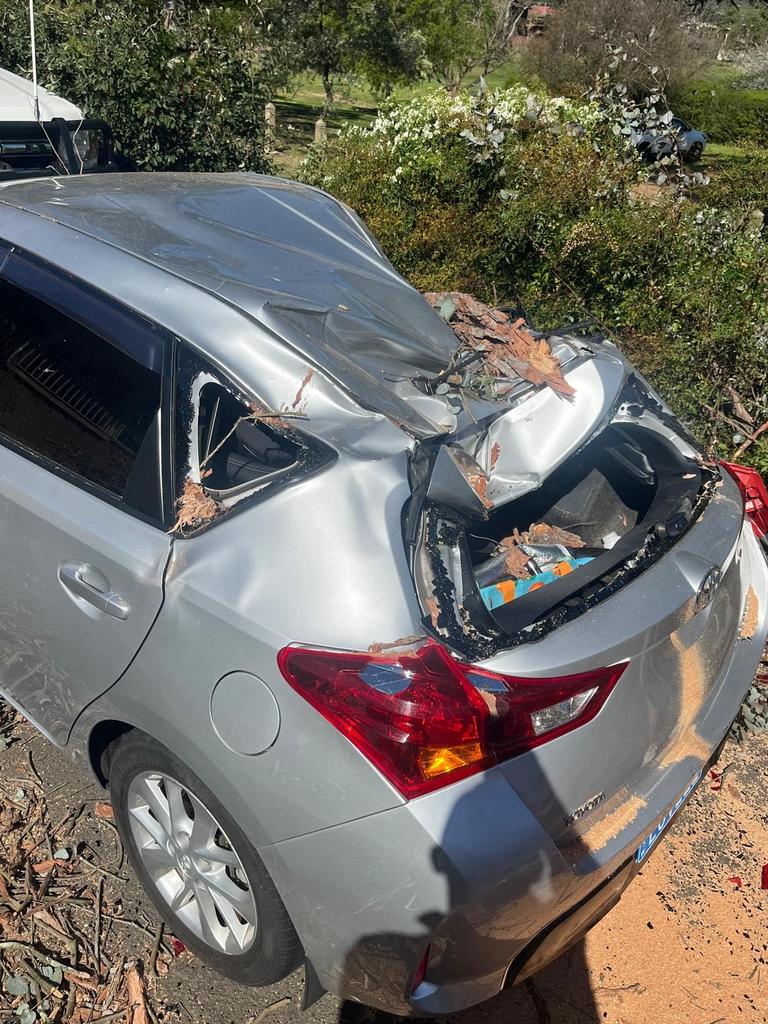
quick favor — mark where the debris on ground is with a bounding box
[568,727,768,1024]
[0,712,179,1022]
[423,292,575,398]
[732,646,768,740]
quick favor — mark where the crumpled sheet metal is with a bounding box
[0,173,461,437]
[431,350,628,514]
[481,350,627,506]
[0,174,624,496]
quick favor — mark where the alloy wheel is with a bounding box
[127,771,257,955]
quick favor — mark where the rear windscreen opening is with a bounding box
[413,422,712,654]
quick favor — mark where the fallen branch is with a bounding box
[733,419,768,459]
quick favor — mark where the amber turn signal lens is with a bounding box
[418,742,484,780]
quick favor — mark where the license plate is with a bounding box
[635,769,703,863]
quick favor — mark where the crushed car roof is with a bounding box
[0,172,463,433]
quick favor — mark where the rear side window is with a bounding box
[0,277,163,516]
[171,343,333,534]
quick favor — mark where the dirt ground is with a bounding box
[0,703,766,1024]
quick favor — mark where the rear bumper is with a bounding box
[259,528,768,1017]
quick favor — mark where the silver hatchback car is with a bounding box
[0,172,766,1017]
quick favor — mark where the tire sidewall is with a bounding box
[110,732,300,986]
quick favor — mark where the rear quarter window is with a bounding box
[172,343,333,535]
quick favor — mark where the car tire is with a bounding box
[685,142,703,163]
[109,730,303,985]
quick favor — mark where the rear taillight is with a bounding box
[410,943,431,993]
[721,461,768,539]
[277,640,625,798]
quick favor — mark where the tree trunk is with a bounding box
[321,62,334,118]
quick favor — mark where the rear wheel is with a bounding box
[686,141,704,163]
[109,731,302,985]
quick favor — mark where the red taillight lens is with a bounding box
[721,461,768,539]
[277,640,626,798]
[410,943,431,993]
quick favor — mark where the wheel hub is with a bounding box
[126,770,257,955]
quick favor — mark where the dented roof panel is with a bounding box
[0,172,462,434]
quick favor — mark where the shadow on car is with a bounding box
[333,759,606,1023]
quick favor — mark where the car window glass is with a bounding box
[0,277,162,513]
[196,382,300,498]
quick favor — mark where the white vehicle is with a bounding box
[0,67,116,178]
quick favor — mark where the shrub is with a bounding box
[0,0,279,172]
[675,81,768,145]
[303,87,768,472]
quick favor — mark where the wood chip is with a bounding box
[126,964,150,1024]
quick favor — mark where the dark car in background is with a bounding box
[638,115,708,165]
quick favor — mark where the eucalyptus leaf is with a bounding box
[6,977,30,998]
[40,965,63,985]
[438,297,455,322]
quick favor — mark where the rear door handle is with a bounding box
[59,563,130,620]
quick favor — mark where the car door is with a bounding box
[0,245,173,744]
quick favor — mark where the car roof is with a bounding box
[0,172,457,434]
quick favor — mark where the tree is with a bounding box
[403,0,498,92]
[521,0,718,98]
[277,0,424,112]
[480,1,535,76]
[0,0,289,171]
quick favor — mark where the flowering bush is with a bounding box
[307,85,617,200]
[303,85,768,472]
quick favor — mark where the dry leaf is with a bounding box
[424,292,575,397]
[31,858,58,874]
[94,802,114,820]
[503,544,532,580]
[526,522,585,548]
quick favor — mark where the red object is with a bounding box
[708,768,722,791]
[761,864,768,890]
[170,938,186,957]
[728,875,743,888]
[720,462,768,539]
[410,944,431,993]
[278,639,626,798]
